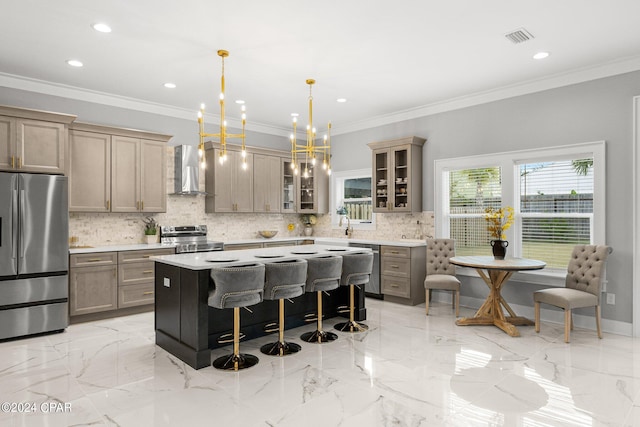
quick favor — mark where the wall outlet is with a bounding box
[606,293,616,305]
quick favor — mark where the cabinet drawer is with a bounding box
[70,252,117,268]
[381,275,411,298]
[381,246,410,258]
[118,282,155,308]
[118,248,175,263]
[381,257,410,278]
[118,261,155,285]
[224,243,263,251]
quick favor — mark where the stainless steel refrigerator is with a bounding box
[0,172,69,340]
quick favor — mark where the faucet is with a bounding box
[339,215,353,238]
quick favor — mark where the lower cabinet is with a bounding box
[69,248,174,319]
[380,245,426,305]
[69,252,118,316]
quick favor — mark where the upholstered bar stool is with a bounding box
[301,255,343,343]
[208,263,265,371]
[335,251,373,332]
[424,238,460,316]
[260,259,308,356]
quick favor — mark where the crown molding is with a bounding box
[0,72,291,138]
[330,54,640,136]
[3,54,640,138]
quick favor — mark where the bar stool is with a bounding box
[260,259,308,356]
[300,255,343,343]
[208,263,265,371]
[335,251,373,332]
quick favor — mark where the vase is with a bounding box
[145,234,157,244]
[303,225,313,237]
[490,239,508,260]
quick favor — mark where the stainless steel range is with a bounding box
[160,225,223,253]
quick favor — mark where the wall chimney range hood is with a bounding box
[173,145,204,195]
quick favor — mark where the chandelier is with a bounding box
[197,50,247,169]
[290,79,331,177]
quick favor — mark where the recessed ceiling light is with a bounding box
[336,98,347,103]
[92,23,112,33]
[291,113,299,117]
[164,82,176,89]
[66,59,83,67]
[533,51,550,60]
[235,100,245,105]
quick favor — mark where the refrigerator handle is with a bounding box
[11,188,18,260]
[19,189,25,261]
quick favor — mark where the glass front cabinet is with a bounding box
[368,136,426,213]
[294,160,328,213]
[282,158,296,213]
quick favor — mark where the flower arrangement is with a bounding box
[287,223,296,232]
[484,206,514,240]
[301,214,317,226]
[143,216,158,236]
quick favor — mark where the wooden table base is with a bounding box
[455,269,533,337]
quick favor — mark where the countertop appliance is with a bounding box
[348,242,382,299]
[160,225,223,253]
[0,172,69,340]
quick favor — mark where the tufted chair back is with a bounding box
[209,263,265,309]
[565,245,612,299]
[426,239,456,276]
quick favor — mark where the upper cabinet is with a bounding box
[68,123,171,213]
[254,154,280,213]
[205,147,254,213]
[368,136,426,213]
[0,105,76,174]
[281,158,296,213]
[297,160,328,213]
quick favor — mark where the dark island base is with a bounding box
[154,263,366,370]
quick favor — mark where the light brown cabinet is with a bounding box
[380,245,426,305]
[0,106,76,174]
[68,123,171,213]
[68,130,111,212]
[70,247,174,319]
[206,148,254,213]
[282,158,296,212]
[117,248,174,308]
[368,136,426,213]
[253,154,280,212]
[297,160,329,213]
[69,252,118,316]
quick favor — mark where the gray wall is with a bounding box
[330,70,639,324]
[1,70,637,323]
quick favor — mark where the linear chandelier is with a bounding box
[290,79,331,177]
[197,49,247,170]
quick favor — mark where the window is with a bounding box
[436,141,605,276]
[331,168,375,230]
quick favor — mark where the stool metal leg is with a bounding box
[335,285,368,332]
[260,299,302,356]
[301,291,338,343]
[213,307,259,371]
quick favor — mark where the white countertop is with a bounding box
[69,243,176,254]
[152,244,372,270]
[68,236,426,255]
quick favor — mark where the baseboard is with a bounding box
[430,291,632,336]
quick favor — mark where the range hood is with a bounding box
[173,145,203,195]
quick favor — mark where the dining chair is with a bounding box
[424,238,460,316]
[533,244,612,343]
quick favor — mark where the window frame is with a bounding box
[330,168,376,230]
[435,141,606,285]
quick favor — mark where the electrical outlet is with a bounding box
[606,293,615,305]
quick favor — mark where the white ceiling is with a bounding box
[2,1,640,136]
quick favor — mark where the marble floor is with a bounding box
[1,299,640,426]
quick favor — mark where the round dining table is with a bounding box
[450,256,546,337]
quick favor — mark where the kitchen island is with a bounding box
[153,244,371,369]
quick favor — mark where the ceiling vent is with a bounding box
[504,28,534,44]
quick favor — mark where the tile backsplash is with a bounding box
[69,147,435,246]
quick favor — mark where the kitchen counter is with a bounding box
[314,237,426,247]
[69,243,176,254]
